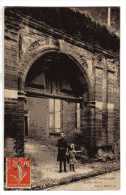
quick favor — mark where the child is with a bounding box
[68,143,76,172]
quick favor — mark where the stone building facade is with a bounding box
[4,7,120,158]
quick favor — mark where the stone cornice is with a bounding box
[5,9,119,59]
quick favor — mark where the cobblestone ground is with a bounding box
[47,171,120,190]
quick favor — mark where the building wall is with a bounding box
[27,96,49,138]
[4,8,120,157]
[62,100,77,139]
[26,96,78,142]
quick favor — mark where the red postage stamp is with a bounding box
[6,158,31,188]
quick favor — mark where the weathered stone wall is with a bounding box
[27,96,49,138]
[4,10,20,90]
[26,96,79,144]
[4,8,120,157]
[62,100,76,139]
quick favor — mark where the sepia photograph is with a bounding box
[4,7,120,190]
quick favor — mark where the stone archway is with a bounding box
[18,38,93,101]
[16,37,96,156]
[20,50,95,155]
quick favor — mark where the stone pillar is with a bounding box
[86,101,96,156]
[102,58,108,145]
[15,91,26,156]
[4,98,18,157]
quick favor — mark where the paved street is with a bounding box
[48,171,120,191]
[25,139,119,190]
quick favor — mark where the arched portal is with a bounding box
[24,51,93,150]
